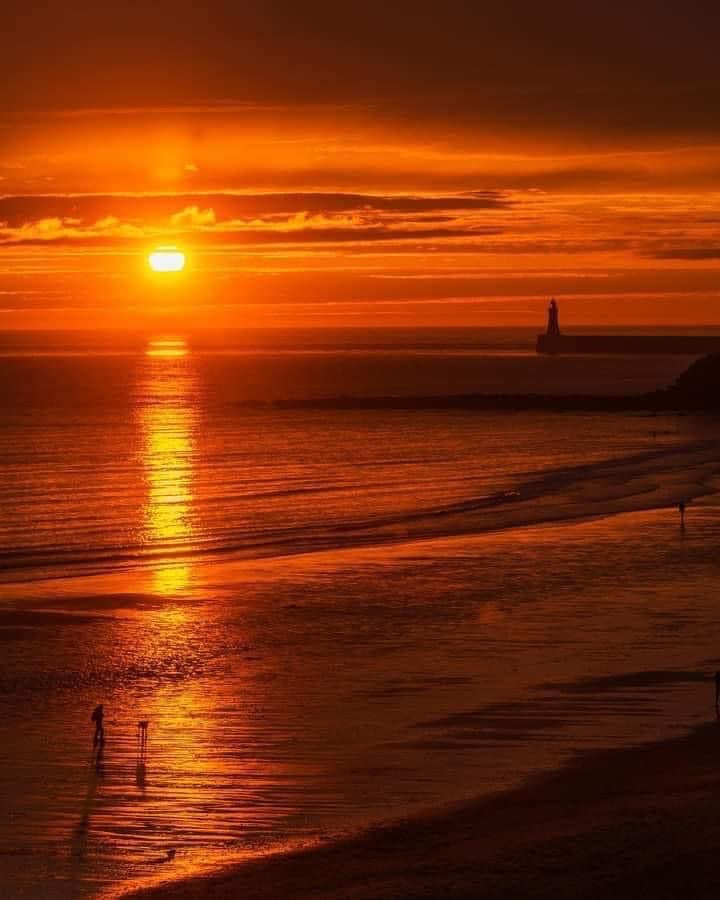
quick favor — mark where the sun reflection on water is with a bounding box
[137,339,198,595]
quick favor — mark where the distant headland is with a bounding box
[537,299,720,355]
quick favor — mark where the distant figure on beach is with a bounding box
[715,672,720,713]
[91,704,104,747]
[137,720,149,756]
[136,720,149,790]
[679,501,687,530]
[547,298,561,337]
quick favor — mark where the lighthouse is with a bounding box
[546,298,561,337]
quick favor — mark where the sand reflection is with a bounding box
[137,338,198,595]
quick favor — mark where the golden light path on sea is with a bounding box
[139,338,196,595]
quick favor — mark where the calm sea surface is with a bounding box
[1,329,719,897]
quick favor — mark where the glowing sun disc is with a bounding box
[148,248,186,273]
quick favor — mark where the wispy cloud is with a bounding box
[0,215,149,244]
[0,191,510,247]
[170,206,216,227]
[646,247,720,260]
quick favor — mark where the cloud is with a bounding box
[0,220,498,248]
[0,191,510,247]
[170,205,216,226]
[0,215,149,244]
[215,211,366,232]
[644,247,720,260]
[3,5,720,144]
[0,191,509,227]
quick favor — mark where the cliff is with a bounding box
[648,352,720,409]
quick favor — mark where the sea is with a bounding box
[1,326,720,898]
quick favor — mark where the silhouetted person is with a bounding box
[715,672,720,713]
[679,501,687,530]
[91,704,104,747]
[137,720,149,756]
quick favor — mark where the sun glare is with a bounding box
[146,338,188,358]
[148,247,186,273]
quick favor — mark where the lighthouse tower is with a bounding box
[546,298,561,337]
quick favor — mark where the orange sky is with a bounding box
[3,2,720,330]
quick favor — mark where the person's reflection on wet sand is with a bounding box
[94,742,105,777]
[136,758,147,791]
[71,745,104,862]
[91,704,104,747]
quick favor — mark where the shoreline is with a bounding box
[127,717,720,899]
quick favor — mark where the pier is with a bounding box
[536,300,720,355]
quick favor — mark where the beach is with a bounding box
[2,335,720,897]
[127,718,720,899]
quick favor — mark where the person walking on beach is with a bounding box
[91,704,105,747]
[715,672,720,714]
[678,501,687,530]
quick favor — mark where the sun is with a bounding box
[148,247,186,273]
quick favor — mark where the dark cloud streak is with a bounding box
[4,2,720,138]
[0,192,509,227]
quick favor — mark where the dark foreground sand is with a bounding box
[131,721,720,900]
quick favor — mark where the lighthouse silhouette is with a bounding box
[546,299,561,337]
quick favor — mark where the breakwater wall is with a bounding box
[536,334,720,355]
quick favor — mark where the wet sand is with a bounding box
[129,719,720,899]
